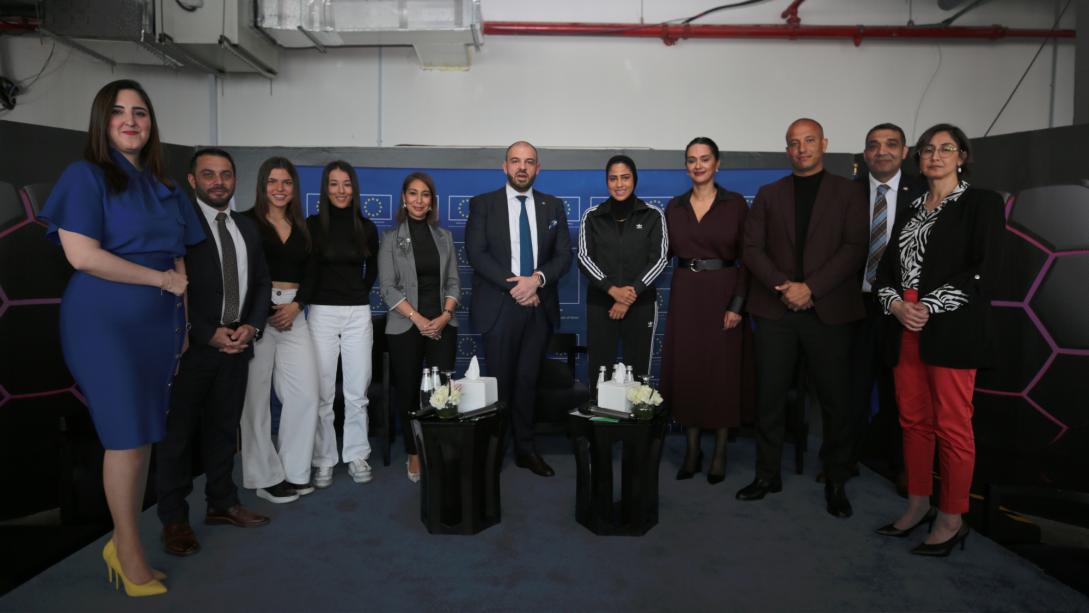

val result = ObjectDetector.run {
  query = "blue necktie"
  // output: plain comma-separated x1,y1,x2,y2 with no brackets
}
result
517,195,533,276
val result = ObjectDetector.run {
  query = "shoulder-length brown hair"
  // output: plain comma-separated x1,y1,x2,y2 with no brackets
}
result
317,160,371,257
914,123,973,178
396,171,440,225
83,79,170,193
253,156,311,252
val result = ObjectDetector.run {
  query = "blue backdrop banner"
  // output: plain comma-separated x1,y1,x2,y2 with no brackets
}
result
297,165,789,381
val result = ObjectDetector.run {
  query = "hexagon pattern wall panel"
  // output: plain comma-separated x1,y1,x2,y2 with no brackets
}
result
975,183,1089,488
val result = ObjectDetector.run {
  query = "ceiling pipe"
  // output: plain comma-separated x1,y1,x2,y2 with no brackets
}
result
481,21,1074,47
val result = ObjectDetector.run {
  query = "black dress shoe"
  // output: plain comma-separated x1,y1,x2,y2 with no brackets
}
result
911,523,969,557
676,450,703,480
875,508,936,537
825,482,853,518
515,453,555,477
735,477,782,501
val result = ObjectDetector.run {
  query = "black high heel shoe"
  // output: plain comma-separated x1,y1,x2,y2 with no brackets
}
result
875,508,937,537
707,457,726,484
911,523,969,557
676,450,703,480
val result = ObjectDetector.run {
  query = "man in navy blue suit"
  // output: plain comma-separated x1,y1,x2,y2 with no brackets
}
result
465,141,572,476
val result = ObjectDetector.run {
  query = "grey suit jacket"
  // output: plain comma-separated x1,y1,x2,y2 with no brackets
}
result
378,221,460,335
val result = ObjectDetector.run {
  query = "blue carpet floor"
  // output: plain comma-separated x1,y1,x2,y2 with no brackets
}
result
3,434,1087,612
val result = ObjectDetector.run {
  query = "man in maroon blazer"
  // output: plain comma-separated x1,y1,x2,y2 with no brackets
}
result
736,118,868,518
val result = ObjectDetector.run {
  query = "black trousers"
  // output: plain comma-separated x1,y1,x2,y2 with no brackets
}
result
753,311,853,483
387,325,457,455
586,299,657,387
482,300,550,456
848,294,901,468
155,344,249,525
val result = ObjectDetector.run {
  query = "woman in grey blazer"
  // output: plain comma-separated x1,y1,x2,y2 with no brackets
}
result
378,172,460,482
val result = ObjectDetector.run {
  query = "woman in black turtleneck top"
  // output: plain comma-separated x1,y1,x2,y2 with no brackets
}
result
576,154,668,404
377,172,460,482
306,161,380,489
239,157,320,503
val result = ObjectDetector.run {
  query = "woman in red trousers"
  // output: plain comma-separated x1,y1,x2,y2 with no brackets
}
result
872,123,1005,556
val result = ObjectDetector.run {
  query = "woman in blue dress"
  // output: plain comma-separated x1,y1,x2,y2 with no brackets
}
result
40,80,204,597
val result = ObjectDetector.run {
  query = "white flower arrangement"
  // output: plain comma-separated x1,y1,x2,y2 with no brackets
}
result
626,383,663,407
430,383,462,417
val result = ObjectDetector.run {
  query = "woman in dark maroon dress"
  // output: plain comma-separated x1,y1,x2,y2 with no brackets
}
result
661,137,751,484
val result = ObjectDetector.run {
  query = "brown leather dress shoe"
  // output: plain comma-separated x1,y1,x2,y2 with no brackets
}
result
162,522,201,557
204,505,270,528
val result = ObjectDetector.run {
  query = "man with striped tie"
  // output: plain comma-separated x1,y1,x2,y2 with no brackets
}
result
737,118,868,518
845,123,926,494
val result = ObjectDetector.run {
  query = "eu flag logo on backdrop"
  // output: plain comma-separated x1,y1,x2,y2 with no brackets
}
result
360,194,393,221
558,197,580,226
304,192,321,217
454,241,471,269
447,195,472,224
457,334,482,359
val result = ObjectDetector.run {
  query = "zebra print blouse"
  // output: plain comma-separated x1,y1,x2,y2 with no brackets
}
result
878,181,971,315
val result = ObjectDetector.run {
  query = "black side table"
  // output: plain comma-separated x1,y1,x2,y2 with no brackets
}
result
411,403,507,535
568,409,667,536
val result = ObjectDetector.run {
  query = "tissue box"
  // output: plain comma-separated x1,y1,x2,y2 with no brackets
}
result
456,376,498,413
597,380,635,413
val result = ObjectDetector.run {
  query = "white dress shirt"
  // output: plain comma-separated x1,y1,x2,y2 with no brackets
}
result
197,198,249,323
863,170,901,293
505,183,540,280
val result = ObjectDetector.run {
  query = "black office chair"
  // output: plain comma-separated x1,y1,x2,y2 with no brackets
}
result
20,182,53,216
534,333,590,433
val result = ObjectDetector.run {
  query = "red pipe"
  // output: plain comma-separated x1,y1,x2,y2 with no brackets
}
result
0,19,38,32
482,21,1075,47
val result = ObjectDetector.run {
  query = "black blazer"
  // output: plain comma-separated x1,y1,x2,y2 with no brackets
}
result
874,186,1006,369
465,187,572,333
185,202,272,357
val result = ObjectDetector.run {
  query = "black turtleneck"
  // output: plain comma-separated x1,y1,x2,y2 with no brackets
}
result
609,196,635,234
407,217,442,318
792,170,824,281
306,204,379,306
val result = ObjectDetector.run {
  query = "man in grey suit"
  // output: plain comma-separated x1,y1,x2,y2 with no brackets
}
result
465,141,572,477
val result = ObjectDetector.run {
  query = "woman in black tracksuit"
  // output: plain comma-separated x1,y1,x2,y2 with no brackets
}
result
577,155,668,386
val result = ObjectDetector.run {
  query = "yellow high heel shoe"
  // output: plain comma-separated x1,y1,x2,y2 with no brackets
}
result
102,540,167,597
103,540,166,580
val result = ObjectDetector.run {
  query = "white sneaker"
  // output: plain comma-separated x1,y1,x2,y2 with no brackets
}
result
313,466,334,489
348,458,373,483
255,482,300,504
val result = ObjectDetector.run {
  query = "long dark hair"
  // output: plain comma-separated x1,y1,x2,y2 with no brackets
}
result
84,79,170,193
318,160,371,257
253,157,311,252
396,171,440,225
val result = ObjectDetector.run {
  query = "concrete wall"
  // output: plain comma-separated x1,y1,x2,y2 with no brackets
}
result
0,0,1077,153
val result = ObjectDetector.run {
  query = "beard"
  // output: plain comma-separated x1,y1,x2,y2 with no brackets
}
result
195,185,234,209
506,171,536,192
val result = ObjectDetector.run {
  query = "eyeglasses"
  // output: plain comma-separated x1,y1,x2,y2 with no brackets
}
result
919,144,960,158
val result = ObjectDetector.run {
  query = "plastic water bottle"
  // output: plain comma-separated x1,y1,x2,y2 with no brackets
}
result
596,366,606,387
431,366,442,390
626,365,634,385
